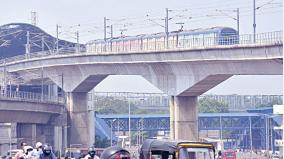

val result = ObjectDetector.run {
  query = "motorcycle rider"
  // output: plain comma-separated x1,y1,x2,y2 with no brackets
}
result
23,146,34,159
29,142,43,159
84,147,99,159
39,144,56,159
15,142,27,159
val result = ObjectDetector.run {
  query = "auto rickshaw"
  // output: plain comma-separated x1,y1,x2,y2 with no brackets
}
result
139,139,215,159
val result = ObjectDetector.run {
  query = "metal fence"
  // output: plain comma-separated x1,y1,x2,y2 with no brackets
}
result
0,90,64,105
0,31,282,66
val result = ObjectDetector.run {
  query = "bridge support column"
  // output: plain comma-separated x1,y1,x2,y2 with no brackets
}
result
54,126,63,154
31,124,37,146
169,96,175,140
66,92,94,147
172,96,198,140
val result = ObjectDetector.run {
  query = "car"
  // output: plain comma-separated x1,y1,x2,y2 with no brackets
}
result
8,149,21,159
272,154,280,159
223,149,236,159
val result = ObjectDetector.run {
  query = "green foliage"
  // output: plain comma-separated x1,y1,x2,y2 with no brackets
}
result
198,97,229,113
255,102,273,108
95,96,169,114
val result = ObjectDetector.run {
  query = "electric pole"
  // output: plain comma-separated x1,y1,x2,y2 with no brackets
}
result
110,25,113,39
31,11,37,26
56,24,59,53
165,8,169,49
119,29,127,37
104,17,107,41
237,8,240,36
41,67,44,101
253,0,256,42
3,59,6,96
76,31,80,53
175,22,184,48
41,35,45,51
110,25,113,52
25,31,30,57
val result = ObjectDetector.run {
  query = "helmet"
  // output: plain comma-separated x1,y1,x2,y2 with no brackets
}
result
24,146,33,154
100,146,130,159
88,147,96,157
43,144,52,155
36,142,43,149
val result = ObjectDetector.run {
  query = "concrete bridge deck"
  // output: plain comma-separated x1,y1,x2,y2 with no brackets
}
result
0,91,64,123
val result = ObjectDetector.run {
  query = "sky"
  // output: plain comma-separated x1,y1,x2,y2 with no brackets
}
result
0,0,283,95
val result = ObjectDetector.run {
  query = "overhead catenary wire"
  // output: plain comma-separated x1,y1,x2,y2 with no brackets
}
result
15,0,280,43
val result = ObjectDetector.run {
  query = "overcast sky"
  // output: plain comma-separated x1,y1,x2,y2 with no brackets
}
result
0,0,283,95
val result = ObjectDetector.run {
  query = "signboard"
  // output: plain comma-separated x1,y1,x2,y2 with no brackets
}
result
275,140,283,147
273,105,284,114
274,126,283,130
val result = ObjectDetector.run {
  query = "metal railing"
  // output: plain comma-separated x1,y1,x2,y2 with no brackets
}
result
0,31,282,66
0,90,64,105
88,31,283,53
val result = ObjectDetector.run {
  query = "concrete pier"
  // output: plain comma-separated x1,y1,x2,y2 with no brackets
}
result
172,96,198,140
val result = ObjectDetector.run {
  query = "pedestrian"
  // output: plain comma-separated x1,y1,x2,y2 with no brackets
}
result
217,151,222,159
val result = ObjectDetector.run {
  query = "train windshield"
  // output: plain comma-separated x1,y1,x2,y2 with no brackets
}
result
179,147,214,159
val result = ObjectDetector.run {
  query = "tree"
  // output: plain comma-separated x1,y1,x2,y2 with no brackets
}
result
198,97,229,113
95,96,169,114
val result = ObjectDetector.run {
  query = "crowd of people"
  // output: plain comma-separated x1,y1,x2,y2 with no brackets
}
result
1,142,130,159
3,142,56,159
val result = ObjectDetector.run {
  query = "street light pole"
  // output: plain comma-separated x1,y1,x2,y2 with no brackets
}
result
111,121,113,146
111,119,116,146
266,116,269,151
141,118,144,143
219,115,223,150
128,101,131,148
249,116,253,153
9,125,12,157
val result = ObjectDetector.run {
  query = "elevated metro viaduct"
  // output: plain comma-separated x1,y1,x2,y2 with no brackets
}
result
0,40,282,147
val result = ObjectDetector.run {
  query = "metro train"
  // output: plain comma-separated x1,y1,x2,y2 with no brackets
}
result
86,26,239,53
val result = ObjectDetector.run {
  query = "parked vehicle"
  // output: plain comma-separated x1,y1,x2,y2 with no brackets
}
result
139,139,215,159
272,154,280,159
8,149,21,159
222,150,236,159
